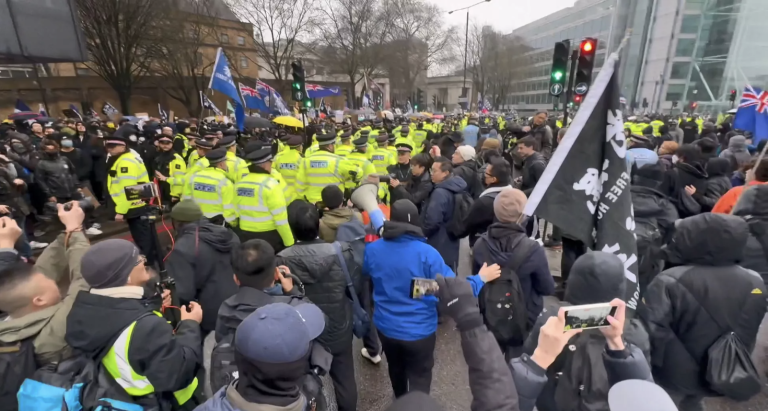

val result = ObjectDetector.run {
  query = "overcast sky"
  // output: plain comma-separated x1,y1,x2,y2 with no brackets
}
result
431,0,577,34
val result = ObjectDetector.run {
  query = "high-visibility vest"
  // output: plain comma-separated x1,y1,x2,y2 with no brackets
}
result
235,171,294,246
187,150,200,169
335,143,353,157
412,130,428,149
368,129,382,145
101,314,198,406
345,151,383,199
108,153,149,215
225,151,249,183
650,120,664,136
371,147,396,175
186,167,238,225
271,168,296,205
165,153,187,198
273,147,302,196
296,150,361,203
174,133,189,155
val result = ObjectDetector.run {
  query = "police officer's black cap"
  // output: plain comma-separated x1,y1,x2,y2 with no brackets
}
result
353,136,368,147
186,132,200,139
216,134,237,148
396,142,413,152
317,133,336,146
224,129,238,136
387,133,396,142
373,119,382,126
206,148,228,164
400,127,410,135
448,131,464,143
340,131,352,140
105,135,128,146
375,132,389,143
244,142,273,164
196,139,214,149
156,134,173,143
359,129,370,137
284,134,303,147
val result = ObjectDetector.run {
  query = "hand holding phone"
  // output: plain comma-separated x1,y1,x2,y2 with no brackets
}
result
410,278,439,299
562,302,618,331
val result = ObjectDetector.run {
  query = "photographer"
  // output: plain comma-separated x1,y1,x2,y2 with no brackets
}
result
0,149,32,259
0,203,89,398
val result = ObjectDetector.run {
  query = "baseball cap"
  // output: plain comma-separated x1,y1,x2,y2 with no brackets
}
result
390,199,421,227
235,303,325,364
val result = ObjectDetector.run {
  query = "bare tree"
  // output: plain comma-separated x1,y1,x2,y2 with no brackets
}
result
77,0,169,114
226,0,316,94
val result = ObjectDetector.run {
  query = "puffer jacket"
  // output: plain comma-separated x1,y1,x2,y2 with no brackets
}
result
319,208,362,243
423,175,467,269
35,153,79,199
277,240,359,353
719,135,752,172
701,158,732,211
638,213,768,396
732,185,768,287
454,160,482,199
390,171,433,213
521,152,546,196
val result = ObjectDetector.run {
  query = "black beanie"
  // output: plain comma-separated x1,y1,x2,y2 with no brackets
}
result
564,251,627,305
390,199,421,227
321,185,344,210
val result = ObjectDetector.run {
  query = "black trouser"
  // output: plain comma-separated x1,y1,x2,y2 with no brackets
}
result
235,228,287,254
127,213,159,267
328,341,357,411
561,237,586,286
378,332,436,398
360,277,380,356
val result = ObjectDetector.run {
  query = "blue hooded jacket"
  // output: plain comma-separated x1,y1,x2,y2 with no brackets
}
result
423,175,468,268
364,221,484,341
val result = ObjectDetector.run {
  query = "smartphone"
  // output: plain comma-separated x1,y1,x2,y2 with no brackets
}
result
124,182,158,201
410,278,439,299
562,303,618,331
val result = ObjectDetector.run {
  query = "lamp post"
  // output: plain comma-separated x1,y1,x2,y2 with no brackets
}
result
448,0,492,108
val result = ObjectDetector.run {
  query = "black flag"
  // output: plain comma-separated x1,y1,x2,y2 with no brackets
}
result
523,52,640,312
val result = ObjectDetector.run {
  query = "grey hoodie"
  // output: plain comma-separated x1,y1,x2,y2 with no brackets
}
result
719,135,752,171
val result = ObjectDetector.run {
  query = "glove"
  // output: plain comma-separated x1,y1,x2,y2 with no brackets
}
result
435,275,483,332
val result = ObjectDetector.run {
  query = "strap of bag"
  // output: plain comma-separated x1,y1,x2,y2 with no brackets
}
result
332,241,364,311
507,237,537,272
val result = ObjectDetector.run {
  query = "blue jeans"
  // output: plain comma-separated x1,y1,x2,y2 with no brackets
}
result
15,216,32,258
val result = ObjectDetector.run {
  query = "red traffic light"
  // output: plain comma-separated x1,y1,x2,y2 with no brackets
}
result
574,95,582,103
581,40,594,53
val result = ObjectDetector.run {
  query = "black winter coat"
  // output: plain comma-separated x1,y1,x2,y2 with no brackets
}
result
454,160,482,199
667,162,708,217
277,240,359,353
702,158,732,211
639,213,768,396
60,148,93,182
215,286,309,343
732,185,768,287
521,152,546,196
166,219,240,334
457,184,511,246
36,154,79,199
390,171,433,213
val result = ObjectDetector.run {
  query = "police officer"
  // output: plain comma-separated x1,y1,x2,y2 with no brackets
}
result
335,130,354,157
216,133,249,183
650,116,665,137
234,142,295,252
184,137,213,188
412,123,428,153
345,135,380,200
273,134,303,200
153,134,187,206
183,132,199,164
105,134,158,266
187,148,238,226
296,132,362,204
173,119,191,156
386,132,398,157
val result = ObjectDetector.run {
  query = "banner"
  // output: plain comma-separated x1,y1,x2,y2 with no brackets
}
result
208,48,242,104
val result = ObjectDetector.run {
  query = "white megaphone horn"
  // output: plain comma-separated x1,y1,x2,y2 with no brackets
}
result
350,183,385,231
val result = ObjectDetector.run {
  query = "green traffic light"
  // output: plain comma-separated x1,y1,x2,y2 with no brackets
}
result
552,71,563,81
304,100,312,107
414,105,418,110
292,82,300,90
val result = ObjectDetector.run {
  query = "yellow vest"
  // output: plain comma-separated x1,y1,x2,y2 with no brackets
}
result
235,171,294,247
187,167,238,225
108,153,149,215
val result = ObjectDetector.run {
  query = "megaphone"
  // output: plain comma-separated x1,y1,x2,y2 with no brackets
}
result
351,183,385,232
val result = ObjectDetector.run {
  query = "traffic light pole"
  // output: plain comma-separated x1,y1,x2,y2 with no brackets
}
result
562,49,579,127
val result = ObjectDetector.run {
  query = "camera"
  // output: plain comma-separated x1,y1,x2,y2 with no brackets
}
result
63,198,95,213
377,174,391,183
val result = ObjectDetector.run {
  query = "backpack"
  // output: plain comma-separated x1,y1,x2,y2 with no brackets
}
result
0,337,37,411
478,237,536,347
446,191,473,239
335,218,367,269
633,215,663,297
545,330,612,411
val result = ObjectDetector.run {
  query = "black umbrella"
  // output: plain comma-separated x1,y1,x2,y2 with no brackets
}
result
244,116,273,129
7,111,40,121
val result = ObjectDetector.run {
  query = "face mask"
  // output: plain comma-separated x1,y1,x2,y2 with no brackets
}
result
61,140,74,148
129,134,138,142
11,143,26,153
672,155,679,164
138,137,146,144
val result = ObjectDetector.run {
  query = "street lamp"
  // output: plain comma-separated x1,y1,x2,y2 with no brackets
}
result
448,0,492,107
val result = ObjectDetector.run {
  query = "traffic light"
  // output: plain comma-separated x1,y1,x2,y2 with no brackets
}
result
432,95,437,107
689,101,698,111
729,89,737,103
672,101,679,108
416,88,424,110
574,38,598,98
642,98,648,109
549,41,569,97
290,61,306,103
573,95,582,105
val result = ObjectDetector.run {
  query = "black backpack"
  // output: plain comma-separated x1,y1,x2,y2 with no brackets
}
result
0,337,37,411
545,330,612,411
634,215,663,297
478,237,536,347
446,191,473,239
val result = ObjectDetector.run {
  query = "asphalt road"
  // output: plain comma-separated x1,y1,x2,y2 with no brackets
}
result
95,226,768,411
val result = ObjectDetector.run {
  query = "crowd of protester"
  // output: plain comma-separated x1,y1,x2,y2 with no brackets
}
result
0,108,766,411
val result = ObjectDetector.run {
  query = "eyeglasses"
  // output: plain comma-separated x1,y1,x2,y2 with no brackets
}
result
135,254,147,267
484,172,494,178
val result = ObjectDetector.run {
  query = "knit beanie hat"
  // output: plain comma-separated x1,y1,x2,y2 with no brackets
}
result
493,188,528,223
170,199,204,222
455,146,476,162
81,239,140,289
481,138,501,151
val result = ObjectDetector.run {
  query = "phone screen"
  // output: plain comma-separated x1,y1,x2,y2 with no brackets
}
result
563,304,618,331
410,278,439,299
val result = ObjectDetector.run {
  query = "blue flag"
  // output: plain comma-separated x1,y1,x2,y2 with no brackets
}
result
38,104,47,117
235,102,245,132
734,86,768,144
69,104,82,120
208,48,242,104
239,82,269,111
306,84,342,99
14,99,31,113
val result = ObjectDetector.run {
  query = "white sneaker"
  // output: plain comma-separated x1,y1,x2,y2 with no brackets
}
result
361,347,382,365
30,241,49,250
85,227,103,236
91,223,101,230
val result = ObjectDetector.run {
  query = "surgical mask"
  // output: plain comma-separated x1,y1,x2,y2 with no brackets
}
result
138,137,146,144
11,143,26,154
672,155,679,164
128,134,138,142
61,140,74,148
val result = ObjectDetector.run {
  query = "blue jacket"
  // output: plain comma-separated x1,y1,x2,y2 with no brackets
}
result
463,124,480,147
364,221,484,341
423,175,467,268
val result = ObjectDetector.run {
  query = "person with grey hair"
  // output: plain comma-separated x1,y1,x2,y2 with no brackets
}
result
527,110,553,159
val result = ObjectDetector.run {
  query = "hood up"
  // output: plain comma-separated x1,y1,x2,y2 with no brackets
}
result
436,175,467,193
178,219,239,253
706,157,732,177
382,221,425,240
564,251,626,305
321,208,360,231
728,135,748,152
732,184,768,218
664,213,748,266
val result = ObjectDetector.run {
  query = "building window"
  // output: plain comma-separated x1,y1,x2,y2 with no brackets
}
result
670,62,690,79
221,33,229,44
237,36,245,46
76,67,94,76
685,0,705,11
675,38,696,57
666,84,685,101
680,15,701,34
240,56,248,68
